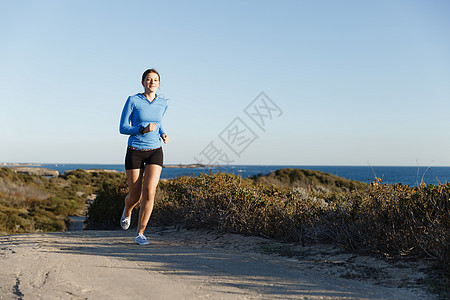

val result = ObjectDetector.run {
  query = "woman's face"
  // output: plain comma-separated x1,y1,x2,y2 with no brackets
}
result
142,72,160,93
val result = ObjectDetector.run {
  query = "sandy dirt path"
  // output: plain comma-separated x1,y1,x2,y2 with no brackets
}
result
0,229,432,299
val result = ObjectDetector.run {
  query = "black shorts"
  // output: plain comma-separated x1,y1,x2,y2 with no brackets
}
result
125,146,164,169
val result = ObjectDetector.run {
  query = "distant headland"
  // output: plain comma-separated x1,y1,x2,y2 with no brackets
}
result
1,162,42,166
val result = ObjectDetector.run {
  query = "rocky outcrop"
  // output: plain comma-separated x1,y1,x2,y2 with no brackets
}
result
63,169,121,175
11,167,60,177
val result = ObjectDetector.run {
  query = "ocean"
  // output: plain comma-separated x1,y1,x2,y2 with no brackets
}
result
32,164,450,186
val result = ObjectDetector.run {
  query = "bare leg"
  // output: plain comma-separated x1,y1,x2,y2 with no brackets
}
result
137,164,162,235
124,168,144,218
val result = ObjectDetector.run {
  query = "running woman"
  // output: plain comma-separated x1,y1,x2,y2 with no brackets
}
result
119,68,169,245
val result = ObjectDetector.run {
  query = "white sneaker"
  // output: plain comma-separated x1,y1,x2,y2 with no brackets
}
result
120,206,131,230
135,233,150,245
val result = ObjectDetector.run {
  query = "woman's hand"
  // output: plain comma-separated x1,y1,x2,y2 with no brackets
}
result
143,123,157,133
161,134,169,144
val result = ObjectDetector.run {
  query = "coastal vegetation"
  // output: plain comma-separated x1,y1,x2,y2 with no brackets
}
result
1,166,448,295
87,168,449,296
0,167,125,234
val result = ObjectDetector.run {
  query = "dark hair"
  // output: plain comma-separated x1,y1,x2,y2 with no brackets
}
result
141,69,160,82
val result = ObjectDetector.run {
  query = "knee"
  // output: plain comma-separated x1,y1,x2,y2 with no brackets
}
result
142,188,156,200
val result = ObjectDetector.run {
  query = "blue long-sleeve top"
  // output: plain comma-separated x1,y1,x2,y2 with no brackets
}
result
119,93,168,150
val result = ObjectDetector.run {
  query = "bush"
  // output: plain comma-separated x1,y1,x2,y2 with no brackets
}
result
85,182,129,229
150,173,326,243
326,182,449,265
252,168,367,192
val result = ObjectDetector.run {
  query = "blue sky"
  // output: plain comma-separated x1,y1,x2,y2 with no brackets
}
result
1,0,449,166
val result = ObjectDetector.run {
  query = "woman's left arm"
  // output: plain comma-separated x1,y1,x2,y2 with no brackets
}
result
159,102,169,143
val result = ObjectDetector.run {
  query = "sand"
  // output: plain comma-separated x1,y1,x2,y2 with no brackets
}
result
0,227,433,299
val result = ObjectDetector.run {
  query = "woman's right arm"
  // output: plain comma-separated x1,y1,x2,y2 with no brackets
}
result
119,97,140,135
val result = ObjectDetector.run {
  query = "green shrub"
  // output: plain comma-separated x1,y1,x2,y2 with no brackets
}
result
252,168,367,192
85,182,128,229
